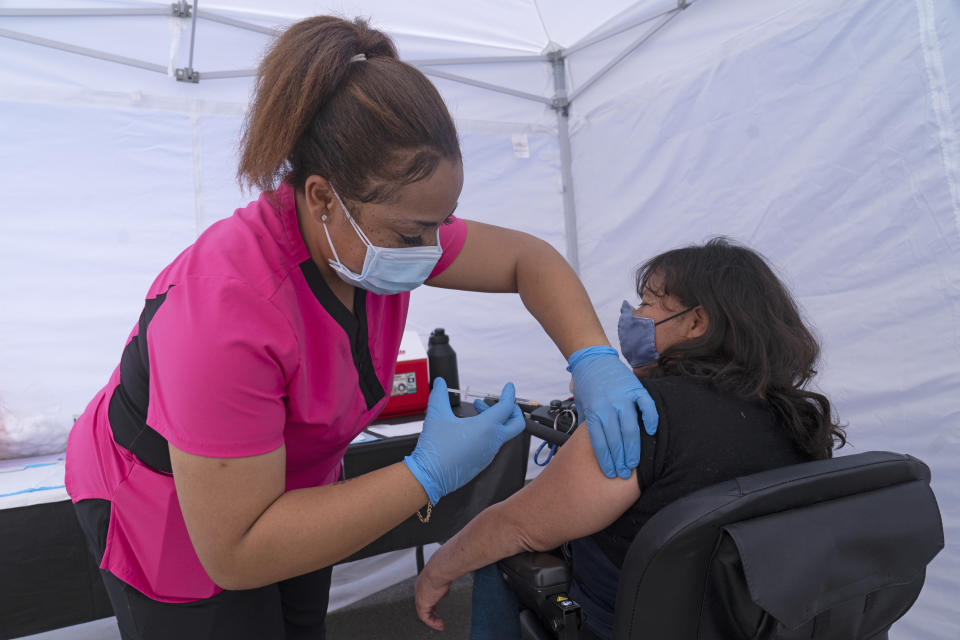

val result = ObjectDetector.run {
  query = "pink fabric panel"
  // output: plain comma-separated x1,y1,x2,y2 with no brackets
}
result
104,463,219,602
64,371,126,502
429,216,467,279
146,278,297,458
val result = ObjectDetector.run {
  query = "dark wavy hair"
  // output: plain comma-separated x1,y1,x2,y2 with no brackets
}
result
638,237,846,459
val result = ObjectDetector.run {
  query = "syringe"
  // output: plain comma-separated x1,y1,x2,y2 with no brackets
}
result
447,388,540,411
448,387,575,448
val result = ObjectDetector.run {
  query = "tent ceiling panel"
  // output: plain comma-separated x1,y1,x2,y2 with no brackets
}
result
568,0,856,120
188,0,660,50
0,4,563,127
193,0,548,51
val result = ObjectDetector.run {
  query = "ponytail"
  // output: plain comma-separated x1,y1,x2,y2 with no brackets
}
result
238,16,460,200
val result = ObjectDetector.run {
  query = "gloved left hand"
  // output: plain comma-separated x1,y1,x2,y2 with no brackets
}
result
567,345,659,479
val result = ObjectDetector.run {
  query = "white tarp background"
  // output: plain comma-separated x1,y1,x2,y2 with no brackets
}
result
0,0,957,637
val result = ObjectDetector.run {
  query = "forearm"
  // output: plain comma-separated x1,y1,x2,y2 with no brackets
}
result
516,238,608,358
424,501,536,586
223,462,428,589
423,428,641,587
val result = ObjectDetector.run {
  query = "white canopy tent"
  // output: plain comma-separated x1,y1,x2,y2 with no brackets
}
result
0,0,957,636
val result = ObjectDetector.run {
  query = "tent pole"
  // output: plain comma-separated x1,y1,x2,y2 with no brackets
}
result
409,55,547,66
564,7,675,56
176,1,200,82
549,51,580,274
0,27,167,73
0,8,168,17
187,1,199,71
198,69,256,79
419,67,552,105
568,8,681,104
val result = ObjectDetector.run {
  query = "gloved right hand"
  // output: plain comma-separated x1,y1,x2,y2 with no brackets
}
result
404,378,526,504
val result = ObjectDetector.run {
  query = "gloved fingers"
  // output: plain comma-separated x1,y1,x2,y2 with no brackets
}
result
473,398,492,414
584,411,617,479
502,402,526,438
473,398,527,441
607,406,632,479
479,382,518,423
633,386,659,436
617,401,642,472
425,377,456,421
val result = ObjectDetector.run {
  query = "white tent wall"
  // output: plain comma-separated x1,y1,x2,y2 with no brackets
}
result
568,0,959,637
1,101,201,446
0,0,575,614
1,0,958,635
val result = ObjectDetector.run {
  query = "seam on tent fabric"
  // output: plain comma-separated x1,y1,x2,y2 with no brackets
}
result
167,14,188,77
0,84,555,135
190,114,205,237
0,83,248,117
915,0,960,239
529,0,552,47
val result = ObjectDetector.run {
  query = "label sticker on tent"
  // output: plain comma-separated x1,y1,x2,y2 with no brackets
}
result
512,133,530,159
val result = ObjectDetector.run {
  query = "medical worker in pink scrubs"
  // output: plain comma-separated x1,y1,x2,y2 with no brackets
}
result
65,15,659,640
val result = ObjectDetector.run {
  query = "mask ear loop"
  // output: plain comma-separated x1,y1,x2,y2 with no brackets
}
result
654,306,695,326
329,186,375,249
320,218,346,266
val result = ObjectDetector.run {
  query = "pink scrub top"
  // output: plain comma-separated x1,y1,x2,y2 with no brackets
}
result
64,182,467,603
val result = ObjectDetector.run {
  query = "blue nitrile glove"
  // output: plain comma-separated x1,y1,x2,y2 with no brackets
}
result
567,345,659,479
404,377,526,504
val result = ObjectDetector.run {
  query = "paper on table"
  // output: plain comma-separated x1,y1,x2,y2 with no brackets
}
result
349,431,380,444
364,420,424,439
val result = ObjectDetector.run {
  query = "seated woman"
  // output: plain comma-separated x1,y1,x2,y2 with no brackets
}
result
414,237,846,640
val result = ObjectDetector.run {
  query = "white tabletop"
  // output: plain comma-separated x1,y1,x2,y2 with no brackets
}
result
0,419,426,511
0,453,68,509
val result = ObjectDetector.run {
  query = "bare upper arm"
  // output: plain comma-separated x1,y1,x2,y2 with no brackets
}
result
498,425,642,552
169,442,286,585
426,220,543,292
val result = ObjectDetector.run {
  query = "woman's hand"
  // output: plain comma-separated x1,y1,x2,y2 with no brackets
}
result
403,378,526,504
414,566,452,631
568,346,659,478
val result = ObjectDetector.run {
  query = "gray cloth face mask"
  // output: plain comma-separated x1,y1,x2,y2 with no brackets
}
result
617,300,693,367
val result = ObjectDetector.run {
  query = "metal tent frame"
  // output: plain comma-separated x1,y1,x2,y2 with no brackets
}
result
0,0,692,273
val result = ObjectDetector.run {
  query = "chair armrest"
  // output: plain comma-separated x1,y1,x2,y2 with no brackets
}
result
499,551,571,590
499,551,583,639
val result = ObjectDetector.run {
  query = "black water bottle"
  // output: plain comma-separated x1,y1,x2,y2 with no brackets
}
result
427,328,460,407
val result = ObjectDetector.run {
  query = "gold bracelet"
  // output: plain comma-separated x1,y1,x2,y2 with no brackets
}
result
416,501,433,523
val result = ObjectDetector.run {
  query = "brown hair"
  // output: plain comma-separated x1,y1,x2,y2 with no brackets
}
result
238,16,461,202
638,238,847,460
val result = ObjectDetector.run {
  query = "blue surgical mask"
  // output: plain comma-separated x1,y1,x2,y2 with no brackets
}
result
618,300,694,368
322,187,442,296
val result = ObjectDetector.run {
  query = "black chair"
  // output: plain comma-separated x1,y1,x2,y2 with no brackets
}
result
499,450,944,640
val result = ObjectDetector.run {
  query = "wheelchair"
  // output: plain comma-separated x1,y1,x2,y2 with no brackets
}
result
497,449,944,640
